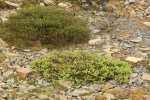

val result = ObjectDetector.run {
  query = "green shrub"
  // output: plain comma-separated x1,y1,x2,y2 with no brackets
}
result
31,50,131,84
0,6,90,48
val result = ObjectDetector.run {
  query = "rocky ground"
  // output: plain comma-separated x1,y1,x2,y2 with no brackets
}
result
0,0,150,100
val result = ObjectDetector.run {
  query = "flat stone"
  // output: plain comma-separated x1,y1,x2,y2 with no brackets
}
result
143,22,150,27
5,1,20,7
44,0,55,5
131,73,138,78
82,95,95,100
103,93,115,100
142,74,150,81
91,29,100,34
0,38,7,50
6,78,14,85
139,48,150,51
72,89,90,96
3,70,14,77
88,84,104,93
58,80,72,89
131,37,142,43
105,87,122,95
95,95,107,100
88,39,104,46
126,56,143,63
129,0,136,3
58,95,68,100
16,67,33,79
39,94,49,99
19,85,28,93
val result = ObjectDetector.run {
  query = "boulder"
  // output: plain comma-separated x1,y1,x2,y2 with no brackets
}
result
44,0,55,5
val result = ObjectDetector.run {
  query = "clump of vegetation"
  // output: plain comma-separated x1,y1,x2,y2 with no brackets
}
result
31,50,131,84
0,0,9,9
0,6,90,48
0,52,5,63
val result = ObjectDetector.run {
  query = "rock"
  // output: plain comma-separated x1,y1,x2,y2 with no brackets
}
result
58,95,68,100
130,9,136,17
105,87,122,95
23,49,31,52
102,83,115,92
124,1,129,6
28,85,36,90
5,1,20,8
58,80,72,89
131,73,138,78
82,95,95,100
131,37,142,43
88,84,104,93
143,22,150,27
4,52,21,58
16,67,33,79
8,66,21,71
95,95,107,100
103,93,115,100
6,78,14,85
105,3,115,12
126,56,143,63
129,0,136,4
91,29,100,34
103,48,113,58
44,0,55,5
71,89,90,96
142,74,150,81
88,39,104,46
39,94,49,99
0,38,7,50
58,2,72,9
39,48,48,55
19,85,28,93
3,70,14,77
0,16,8,23
40,2,45,6
139,48,150,51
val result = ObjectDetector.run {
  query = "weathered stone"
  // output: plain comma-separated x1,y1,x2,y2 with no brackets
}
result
126,56,143,63
89,39,104,46
0,38,7,50
82,95,95,100
102,83,115,92
39,94,49,99
3,70,14,77
130,9,136,17
139,48,150,51
58,95,68,100
104,93,115,100
95,95,107,100
44,0,55,5
89,84,104,93
5,1,20,7
58,80,72,89
40,3,45,6
105,87,122,95
142,74,150,81
129,0,136,3
71,89,90,96
16,67,33,79
143,22,150,27
131,37,142,43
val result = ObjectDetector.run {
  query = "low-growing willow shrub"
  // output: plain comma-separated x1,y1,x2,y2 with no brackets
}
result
0,6,90,48
31,50,131,84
